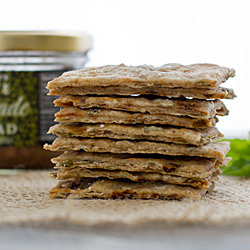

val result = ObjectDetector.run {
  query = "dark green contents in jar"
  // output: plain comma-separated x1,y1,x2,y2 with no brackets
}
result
0,71,39,146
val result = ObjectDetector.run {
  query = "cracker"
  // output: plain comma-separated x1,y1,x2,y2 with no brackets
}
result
48,123,223,145
55,107,218,128
51,166,220,189
47,64,235,89
52,152,229,178
48,86,236,100
49,178,209,200
44,137,230,159
54,96,228,118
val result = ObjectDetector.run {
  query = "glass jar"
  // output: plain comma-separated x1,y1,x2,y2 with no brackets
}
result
0,31,92,168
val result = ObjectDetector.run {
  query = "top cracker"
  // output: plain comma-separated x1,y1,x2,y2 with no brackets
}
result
47,63,235,89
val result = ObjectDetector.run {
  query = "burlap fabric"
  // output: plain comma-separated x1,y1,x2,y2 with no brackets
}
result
1,171,250,226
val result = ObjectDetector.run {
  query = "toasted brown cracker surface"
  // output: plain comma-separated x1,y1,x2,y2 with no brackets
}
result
50,178,208,200
51,166,220,189
52,152,229,178
47,64,235,89
54,95,228,118
48,86,236,99
49,123,223,145
55,107,218,128
44,137,230,159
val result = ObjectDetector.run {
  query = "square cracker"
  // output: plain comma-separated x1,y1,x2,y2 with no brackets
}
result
44,137,230,159
47,64,235,89
52,152,229,178
48,124,223,146
48,86,236,100
55,107,218,128
51,167,220,189
54,95,228,119
49,178,210,200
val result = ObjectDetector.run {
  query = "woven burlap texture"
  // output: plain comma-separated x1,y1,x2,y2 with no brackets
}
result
1,171,250,226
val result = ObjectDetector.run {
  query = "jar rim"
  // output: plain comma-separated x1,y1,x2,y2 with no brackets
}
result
0,30,93,52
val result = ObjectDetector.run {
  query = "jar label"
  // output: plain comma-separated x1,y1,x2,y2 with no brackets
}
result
0,71,61,146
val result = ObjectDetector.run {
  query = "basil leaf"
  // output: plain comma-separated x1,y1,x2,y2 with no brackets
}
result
221,139,250,177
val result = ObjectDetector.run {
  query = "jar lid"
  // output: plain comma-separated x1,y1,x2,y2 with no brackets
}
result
0,31,92,52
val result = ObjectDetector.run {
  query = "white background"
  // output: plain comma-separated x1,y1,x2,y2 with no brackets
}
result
0,0,249,138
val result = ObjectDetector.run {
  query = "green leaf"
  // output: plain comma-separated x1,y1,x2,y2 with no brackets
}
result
221,138,250,177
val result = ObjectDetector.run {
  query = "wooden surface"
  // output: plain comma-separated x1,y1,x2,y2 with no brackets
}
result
1,224,250,250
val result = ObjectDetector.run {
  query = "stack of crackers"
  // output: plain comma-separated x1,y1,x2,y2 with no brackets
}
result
45,63,235,200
